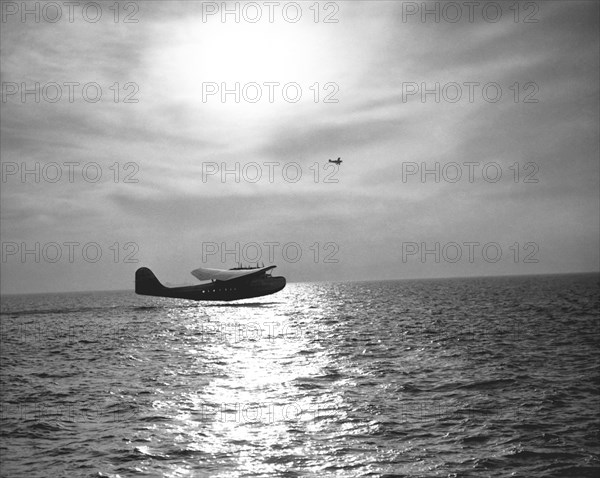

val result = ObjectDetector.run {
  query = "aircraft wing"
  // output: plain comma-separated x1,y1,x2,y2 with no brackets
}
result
190,265,276,282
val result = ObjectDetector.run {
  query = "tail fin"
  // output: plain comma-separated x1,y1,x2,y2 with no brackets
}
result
135,267,166,295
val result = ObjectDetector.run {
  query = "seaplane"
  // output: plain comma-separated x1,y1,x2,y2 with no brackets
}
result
328,157,342,165
135,264,286,301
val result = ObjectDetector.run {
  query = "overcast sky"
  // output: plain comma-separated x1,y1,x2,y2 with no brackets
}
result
1,1,598,294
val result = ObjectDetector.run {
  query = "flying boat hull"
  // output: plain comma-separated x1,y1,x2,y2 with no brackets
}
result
135,266,286,301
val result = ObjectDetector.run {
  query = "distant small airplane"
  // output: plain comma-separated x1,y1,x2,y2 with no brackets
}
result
135,265,286,301
328,157,342,165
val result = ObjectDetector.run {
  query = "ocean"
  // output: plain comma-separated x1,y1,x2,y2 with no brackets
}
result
1,273,598,477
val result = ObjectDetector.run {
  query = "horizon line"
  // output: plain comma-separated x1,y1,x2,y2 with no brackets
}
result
1,270,598,297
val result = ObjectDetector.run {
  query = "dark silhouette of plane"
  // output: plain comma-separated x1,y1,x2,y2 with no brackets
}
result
328,157,342,165
135,265,286,301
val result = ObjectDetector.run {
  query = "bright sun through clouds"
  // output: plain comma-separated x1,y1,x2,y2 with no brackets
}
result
153,16,337,112
144,3,388,144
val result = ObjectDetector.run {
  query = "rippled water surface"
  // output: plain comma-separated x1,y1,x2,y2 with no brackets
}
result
1,274,599,477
